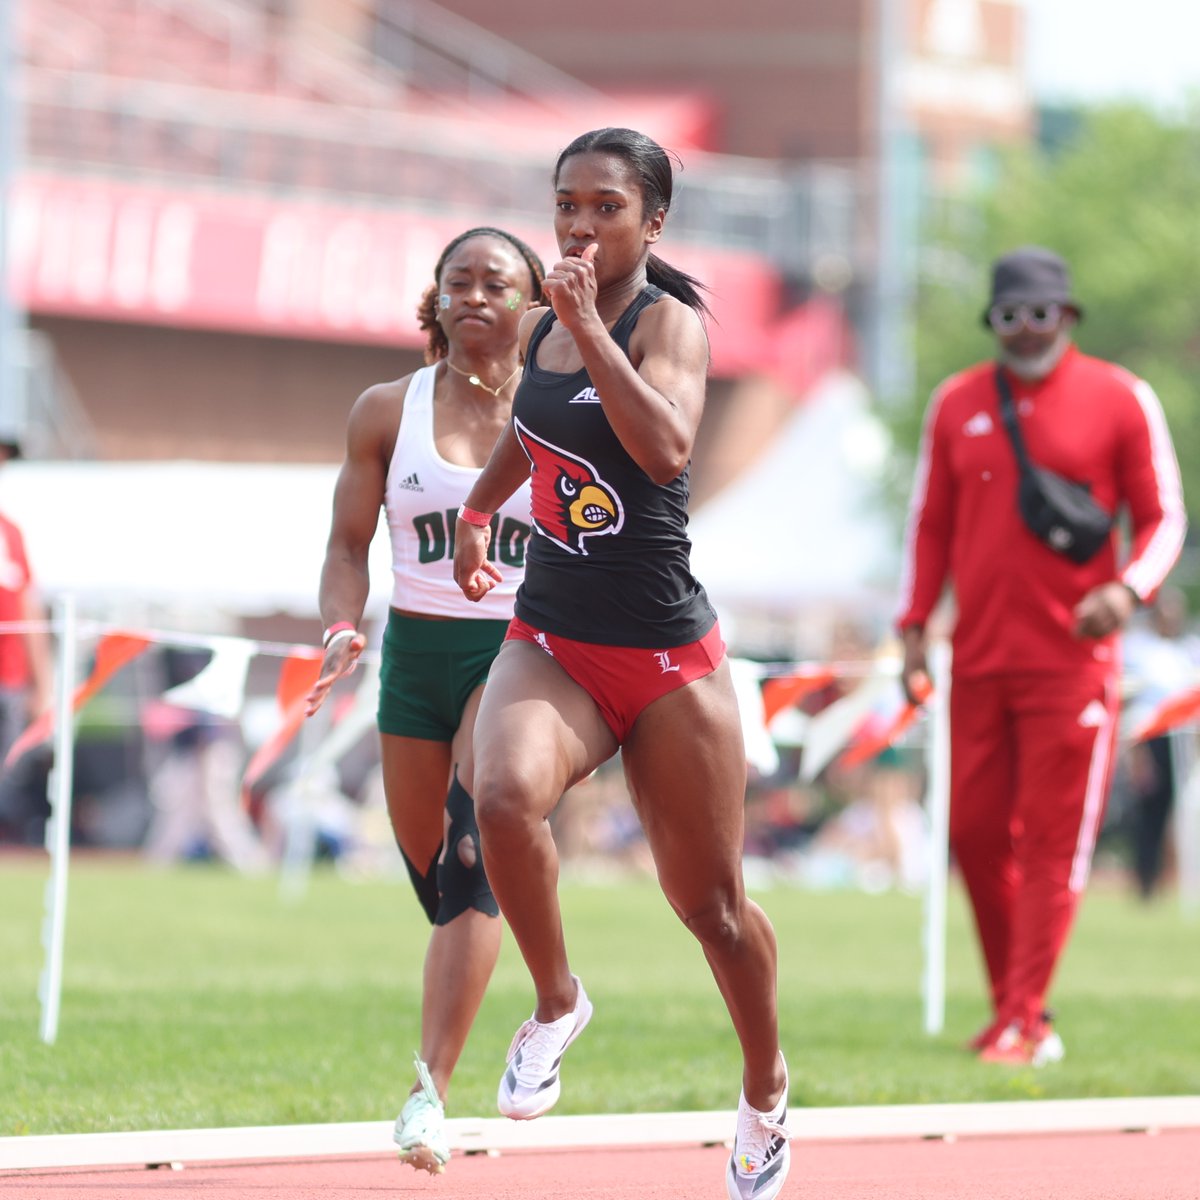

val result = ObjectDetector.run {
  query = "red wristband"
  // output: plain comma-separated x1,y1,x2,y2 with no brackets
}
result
322,621,356,647
457,504,494,528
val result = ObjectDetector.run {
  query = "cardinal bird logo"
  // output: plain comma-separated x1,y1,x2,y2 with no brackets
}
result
514,417,623,554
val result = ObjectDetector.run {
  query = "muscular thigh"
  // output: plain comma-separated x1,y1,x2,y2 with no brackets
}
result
621,661,747,908
472,640,619,818
450,682,485,793
380,733,452,866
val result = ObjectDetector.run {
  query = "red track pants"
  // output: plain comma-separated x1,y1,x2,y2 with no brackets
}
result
948,667,1119,1030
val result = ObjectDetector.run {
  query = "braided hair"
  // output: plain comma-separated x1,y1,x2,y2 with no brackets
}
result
416,227,547,364
554,128,711,320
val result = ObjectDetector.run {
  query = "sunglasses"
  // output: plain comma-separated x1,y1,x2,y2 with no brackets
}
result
987,302,1062,333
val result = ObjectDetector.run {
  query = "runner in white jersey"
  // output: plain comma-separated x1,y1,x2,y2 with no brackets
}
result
384,361,530,619
306,228,544,1176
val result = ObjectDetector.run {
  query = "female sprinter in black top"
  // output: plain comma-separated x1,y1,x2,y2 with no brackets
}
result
453,128,791,1200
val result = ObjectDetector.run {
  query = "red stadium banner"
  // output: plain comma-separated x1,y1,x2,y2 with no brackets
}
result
8,173,788,376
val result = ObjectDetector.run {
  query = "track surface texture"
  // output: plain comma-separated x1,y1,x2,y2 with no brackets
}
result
4,1128,1199,1200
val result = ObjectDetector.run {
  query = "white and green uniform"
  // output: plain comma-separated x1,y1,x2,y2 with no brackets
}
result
378,363,532,740
385,363,531,618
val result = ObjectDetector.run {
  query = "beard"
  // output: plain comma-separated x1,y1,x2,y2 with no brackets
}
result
1000,332,1071,381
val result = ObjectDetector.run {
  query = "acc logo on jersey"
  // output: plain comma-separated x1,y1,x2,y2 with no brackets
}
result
514,416,623,555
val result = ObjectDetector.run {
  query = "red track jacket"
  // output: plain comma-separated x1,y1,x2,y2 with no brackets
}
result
897,346,1186,677
0,514,35,689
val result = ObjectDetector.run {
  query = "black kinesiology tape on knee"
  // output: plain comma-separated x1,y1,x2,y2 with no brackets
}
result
401,847,440,925
435,772,499,926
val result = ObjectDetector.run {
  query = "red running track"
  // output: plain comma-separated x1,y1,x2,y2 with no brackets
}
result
3,1129,1198,1200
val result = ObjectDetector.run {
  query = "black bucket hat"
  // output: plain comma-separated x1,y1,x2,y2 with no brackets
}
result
981,246,1084,327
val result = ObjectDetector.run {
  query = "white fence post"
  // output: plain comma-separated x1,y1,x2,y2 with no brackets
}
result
39,595,78,1045
922,640,951,1035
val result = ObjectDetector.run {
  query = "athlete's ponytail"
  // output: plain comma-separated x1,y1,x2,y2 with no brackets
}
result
646,254,709,316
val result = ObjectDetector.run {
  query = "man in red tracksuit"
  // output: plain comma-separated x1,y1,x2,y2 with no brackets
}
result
897,247,1186,1065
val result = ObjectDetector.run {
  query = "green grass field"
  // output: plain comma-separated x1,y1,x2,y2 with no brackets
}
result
0,855,1197,1136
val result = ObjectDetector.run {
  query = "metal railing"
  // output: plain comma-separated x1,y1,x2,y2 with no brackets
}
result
20,67,864,274
18,0,868,270
369,0,604,103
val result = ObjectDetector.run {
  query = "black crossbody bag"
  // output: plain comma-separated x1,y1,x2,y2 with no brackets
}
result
994,367,1113,564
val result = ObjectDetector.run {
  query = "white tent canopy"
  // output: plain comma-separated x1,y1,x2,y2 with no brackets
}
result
0,460,393,620
688,369,898,619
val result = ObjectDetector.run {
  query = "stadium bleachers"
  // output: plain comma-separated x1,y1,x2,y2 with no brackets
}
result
16,0,859,270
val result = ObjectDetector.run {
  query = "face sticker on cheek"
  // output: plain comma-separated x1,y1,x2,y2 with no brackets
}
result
506,291,523,311
439,294,451,310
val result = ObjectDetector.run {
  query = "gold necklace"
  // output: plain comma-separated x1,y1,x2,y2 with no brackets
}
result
445,359,520,397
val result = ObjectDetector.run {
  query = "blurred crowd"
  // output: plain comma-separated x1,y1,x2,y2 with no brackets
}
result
0,602,1195,904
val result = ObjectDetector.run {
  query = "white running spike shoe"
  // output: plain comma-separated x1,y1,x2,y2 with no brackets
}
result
497,974,593,1120
393,1054,450,1174
725,1057,792,1200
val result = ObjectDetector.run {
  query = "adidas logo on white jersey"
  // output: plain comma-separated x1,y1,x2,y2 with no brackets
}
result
570,387,602,404
963,411,993,437
397,472,423,492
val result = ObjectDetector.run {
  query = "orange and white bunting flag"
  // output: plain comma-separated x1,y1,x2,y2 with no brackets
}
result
240,650,323,811
800,671,895,782
163,638,254,720
839,673,932,768
296,659,380,778
1128,683,1200,742
3,632,152,769
761,665,839,727
729,658,780,778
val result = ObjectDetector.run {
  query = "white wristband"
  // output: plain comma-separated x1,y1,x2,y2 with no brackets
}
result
323,627,357,651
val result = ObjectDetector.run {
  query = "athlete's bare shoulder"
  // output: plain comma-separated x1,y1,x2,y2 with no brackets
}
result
518,305,552,361
629,291,708,368
644,288,704,330
348,369,420,459
357,371,414,411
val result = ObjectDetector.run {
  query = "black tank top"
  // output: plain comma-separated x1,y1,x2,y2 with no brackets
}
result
512,284,717,648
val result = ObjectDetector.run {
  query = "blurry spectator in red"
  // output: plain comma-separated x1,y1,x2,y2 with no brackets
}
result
0,436,54,843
